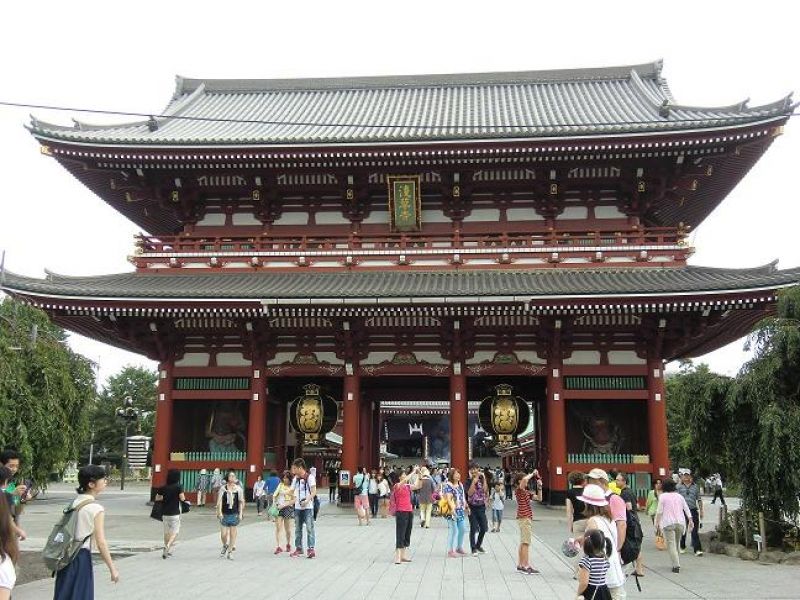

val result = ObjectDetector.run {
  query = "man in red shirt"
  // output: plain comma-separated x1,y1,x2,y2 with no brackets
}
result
514,470,542,575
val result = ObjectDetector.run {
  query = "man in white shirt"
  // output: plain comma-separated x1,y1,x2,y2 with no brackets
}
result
290,458,317,558
710,473,726,507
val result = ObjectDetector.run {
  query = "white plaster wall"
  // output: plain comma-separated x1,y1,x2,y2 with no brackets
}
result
175,352,210,367
515,351,546,365
421,209,451,223
232,212,261,226
464,208,501,222
316,212,351,225
559,206,589,220
595,205,626,219
607,351,645,365
216,352,250,367
267,352,299,365
362,210,389,224
507,208,545,221
563,350,601,365
273,212,309,225
196,213,226,226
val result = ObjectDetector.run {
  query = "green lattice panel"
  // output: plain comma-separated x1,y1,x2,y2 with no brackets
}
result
174,377,250,391
564,376,646,390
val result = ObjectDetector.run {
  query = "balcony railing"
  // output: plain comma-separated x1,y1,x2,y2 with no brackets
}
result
135,227,687,256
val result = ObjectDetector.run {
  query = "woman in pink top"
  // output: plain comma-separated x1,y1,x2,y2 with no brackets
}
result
654,478,693,573
392,468,422,564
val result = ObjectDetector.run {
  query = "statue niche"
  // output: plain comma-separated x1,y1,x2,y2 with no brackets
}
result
205,401,246,452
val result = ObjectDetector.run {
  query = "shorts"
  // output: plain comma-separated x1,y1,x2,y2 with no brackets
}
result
354,494,370,514
278,506,295,519
518,517,532,545
163,515,181,535
220,514,240,527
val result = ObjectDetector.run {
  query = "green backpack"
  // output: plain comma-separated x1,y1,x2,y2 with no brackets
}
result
42,498,96,574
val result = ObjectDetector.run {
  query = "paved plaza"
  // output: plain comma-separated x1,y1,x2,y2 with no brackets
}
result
12,484,798,599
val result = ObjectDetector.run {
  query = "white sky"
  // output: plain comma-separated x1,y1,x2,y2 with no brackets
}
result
1,1,798,383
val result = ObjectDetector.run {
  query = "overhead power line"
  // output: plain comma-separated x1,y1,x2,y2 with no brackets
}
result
0,99,796,132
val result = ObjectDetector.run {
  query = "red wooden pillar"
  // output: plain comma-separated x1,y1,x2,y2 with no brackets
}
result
449,369,468,476
151,359,174,491
546,325,568,504
342,371,360,485
647,357,670,480
276,400,287,471
359,395,374,468
246,366,267,490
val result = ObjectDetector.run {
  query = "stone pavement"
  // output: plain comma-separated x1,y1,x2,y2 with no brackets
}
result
13,487,798,599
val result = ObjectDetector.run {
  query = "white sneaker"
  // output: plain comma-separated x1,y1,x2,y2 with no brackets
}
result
220,544,228,556
695,550,703,556
679,548,686,554
227,550,235,560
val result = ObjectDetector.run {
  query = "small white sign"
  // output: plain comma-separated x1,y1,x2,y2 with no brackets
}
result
753,534,762,543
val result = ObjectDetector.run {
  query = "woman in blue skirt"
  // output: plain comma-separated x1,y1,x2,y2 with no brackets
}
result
54,465,119,599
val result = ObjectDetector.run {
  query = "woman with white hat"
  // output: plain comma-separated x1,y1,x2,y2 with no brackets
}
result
577,484,626,599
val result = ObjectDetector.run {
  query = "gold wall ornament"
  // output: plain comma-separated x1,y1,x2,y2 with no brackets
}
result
452,184,460,198
637,181,646,193
171,190,180,203
346,188,354,201
549,183,559,195
39,145,53,156
387,174,422,232
252,189,261,201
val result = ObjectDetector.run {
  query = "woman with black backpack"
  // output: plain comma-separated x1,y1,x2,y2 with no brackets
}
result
54,465,119,599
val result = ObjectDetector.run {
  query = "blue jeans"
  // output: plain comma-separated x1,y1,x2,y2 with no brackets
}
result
492,509,503,524
295,508,315,550
447,516,466,551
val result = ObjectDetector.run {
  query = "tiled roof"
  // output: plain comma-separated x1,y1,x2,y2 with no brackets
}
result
28,61,794,146
3,264,799,301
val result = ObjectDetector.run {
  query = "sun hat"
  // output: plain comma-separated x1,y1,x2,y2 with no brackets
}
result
577,483,609,507
587,468,609,481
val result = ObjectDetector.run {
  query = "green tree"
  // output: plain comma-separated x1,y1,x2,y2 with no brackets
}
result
89,365,157,460
727,286,800,522
665,360,732,478
0,298,95,483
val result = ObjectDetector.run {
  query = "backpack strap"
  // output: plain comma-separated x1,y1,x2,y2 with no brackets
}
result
65,498,96,516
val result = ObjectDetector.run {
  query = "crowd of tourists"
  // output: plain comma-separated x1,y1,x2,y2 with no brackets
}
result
0,445,726,599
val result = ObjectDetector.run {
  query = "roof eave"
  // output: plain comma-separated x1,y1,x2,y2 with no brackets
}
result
27,114,790,152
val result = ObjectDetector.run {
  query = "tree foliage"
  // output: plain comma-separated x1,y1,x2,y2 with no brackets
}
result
665,361,732,477
666,286,800,522
0,298,95,483
89,365,157,458
728,286,800,520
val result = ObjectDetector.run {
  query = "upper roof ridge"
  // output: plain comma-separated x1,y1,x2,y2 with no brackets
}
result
174,61,665,94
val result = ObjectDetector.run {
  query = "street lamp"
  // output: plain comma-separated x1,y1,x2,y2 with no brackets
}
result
115,395,140,491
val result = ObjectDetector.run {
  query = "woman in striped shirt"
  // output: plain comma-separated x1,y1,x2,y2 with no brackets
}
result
577,529,612,600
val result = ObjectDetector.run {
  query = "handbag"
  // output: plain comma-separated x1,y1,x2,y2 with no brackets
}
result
180,499,191,514
655,530,666,551
150,500,164,522
268,503,279,518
